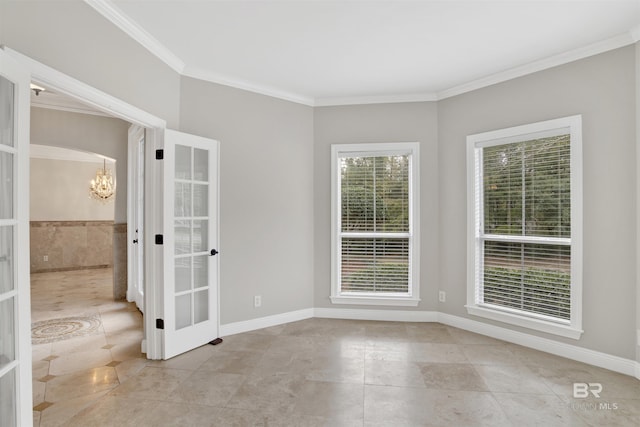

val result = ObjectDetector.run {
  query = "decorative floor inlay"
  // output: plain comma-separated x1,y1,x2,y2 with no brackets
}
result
31,315,102,344
33,401,54,412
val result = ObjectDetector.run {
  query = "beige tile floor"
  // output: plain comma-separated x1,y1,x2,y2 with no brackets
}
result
31,268,640,426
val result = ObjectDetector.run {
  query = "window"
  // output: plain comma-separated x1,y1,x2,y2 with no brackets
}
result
467,116,583,339
331,143,420,306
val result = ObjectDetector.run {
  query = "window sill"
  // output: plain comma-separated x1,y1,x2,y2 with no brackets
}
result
465,305,583,340
331,295,421,307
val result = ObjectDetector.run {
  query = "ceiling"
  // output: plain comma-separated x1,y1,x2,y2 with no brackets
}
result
91,1,639,106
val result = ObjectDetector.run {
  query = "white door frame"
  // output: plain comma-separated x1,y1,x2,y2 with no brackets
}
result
127,124,145,312
3,47,166,360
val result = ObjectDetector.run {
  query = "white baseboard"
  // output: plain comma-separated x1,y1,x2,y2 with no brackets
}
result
219,308,314,337
314,307,438,322
437,312,639,378
217,306,639,379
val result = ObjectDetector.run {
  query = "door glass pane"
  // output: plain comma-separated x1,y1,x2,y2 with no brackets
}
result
0,152,13,219
0,368,16,427
193,184,208,217
175,294,191,330
194,289,208,324
193,255,208,289
0,298,15,371
194,148,208,181
0,76,14,147
175,182,192,217
175,220,191,255
175,145,191,180
175,257,191,293
0,226,13,293
192,220,208,253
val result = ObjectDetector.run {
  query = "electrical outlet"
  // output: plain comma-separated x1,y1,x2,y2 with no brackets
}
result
43,255,48,262
438,291,446,302
254,295,262,308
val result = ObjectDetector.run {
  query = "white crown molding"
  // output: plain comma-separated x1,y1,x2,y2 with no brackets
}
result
437,31,637,101
31,101,110,118
315,92,438,107
30,144,115,163
84,0,185,74
67,6,640,106
31,90,111,117
183,66,316,107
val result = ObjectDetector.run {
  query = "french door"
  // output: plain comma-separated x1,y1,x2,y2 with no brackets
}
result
127,125,145,312
161,129,220,359
0,49,33,426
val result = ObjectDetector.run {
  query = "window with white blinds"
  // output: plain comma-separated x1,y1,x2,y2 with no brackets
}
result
331,143,420,306
467,116,583,339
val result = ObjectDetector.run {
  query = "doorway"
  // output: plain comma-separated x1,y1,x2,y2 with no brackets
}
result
27,106,147,425
9,45,223,363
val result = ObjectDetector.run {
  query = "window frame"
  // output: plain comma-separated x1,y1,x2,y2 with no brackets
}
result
466,116,583,339
331,142,420,306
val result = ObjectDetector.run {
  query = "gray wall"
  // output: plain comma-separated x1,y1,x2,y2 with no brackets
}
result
30,158,116,221
3,1,638,360
1,0,181,129
313,102,439,310
30,108,129,223
438,46,637,359
179,77,315,325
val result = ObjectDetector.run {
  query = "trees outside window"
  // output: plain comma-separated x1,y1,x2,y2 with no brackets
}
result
467,116,583,339
331,143,420,306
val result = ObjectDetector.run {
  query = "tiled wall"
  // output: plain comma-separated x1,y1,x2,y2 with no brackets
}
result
112,223,127,300
30,221,114,273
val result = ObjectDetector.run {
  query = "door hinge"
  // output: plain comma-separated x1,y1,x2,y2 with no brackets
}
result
155,234,163,245
156,318,164,329
155,149,164,160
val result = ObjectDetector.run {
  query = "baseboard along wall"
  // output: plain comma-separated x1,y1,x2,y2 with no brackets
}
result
218,307,640,379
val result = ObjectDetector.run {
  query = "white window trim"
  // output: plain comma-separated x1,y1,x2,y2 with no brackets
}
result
331,142,420,306
466,116,583,339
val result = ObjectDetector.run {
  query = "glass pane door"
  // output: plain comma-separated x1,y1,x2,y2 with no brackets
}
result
162,129,218,360
0,73,18,427
0,49,33,426
174,145,210,330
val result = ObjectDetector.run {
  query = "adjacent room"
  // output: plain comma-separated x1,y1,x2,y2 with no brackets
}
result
0,1,639,426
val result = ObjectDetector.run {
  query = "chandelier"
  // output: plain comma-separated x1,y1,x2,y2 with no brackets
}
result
89,160,116,203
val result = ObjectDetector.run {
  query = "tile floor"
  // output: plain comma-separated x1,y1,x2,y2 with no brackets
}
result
31,268,640,426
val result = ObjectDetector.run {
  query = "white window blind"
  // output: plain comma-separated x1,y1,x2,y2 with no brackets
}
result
332,143,420,305
340,154,410,293
480,135,571,321
467,115,582,338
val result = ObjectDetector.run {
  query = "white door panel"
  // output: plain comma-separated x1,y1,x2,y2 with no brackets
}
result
127,125,145,312
162,129,219,359
0,48,33,427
